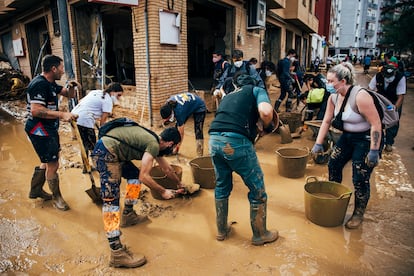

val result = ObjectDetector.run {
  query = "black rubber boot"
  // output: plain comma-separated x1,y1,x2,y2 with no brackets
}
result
29,166,52,201
47,176,70,211
345,196,368,229
215,198,232,241
196,139,204,157
286,98,293,112
274,100,282,113
250,202,278,246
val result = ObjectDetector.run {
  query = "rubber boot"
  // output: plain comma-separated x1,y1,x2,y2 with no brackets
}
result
121,210,149,228
250,203,278,246
304,110,314,121
274,100,282,113
196,139,204,157
286,98,293,112
47,176,70,211
345,196,367,229
215,198,232,241
29,166,52,200
110,245,147,268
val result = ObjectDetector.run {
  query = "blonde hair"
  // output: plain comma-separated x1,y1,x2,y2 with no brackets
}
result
328,62,355,85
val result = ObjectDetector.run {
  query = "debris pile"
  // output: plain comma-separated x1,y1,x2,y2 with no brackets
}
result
0,60,30,100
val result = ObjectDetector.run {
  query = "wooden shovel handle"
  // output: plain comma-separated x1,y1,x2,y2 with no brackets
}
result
70,120,92,173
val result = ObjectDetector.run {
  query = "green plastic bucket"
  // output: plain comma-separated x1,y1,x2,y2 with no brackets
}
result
304,176,352,227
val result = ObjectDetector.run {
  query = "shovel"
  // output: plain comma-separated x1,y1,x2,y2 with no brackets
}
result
70,120,103,205
278,120,293,144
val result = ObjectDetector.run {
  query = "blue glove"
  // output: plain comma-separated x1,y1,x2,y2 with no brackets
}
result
311,144,324,155
366,150,380,168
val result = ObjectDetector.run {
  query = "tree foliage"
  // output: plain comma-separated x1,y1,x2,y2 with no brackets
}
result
379,0,414,51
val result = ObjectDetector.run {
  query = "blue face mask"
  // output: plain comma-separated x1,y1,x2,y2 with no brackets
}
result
326,83,337,94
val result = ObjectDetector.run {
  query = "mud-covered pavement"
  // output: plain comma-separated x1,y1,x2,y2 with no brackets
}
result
1,65,413,275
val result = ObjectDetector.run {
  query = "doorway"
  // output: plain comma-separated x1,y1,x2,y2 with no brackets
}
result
263,24,281,64
187,0,232,91
73,3,134,91
25,18,51,77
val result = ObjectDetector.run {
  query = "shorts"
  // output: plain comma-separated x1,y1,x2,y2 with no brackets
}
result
27,133,60,163
77,125,97,152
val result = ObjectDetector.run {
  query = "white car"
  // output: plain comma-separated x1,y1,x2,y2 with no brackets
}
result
332,54,347,64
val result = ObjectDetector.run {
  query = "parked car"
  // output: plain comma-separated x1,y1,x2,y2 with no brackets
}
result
332,54,347,64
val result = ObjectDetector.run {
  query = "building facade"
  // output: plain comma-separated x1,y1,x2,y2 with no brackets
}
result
0,0,318,126
329,0,381,59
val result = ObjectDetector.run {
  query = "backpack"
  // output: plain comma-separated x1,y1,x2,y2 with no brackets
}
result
98,117,159,143
98,117,140,139
347,86,399,129
307,88,325,104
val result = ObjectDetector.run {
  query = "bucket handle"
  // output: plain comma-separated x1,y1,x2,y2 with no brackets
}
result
306,176,319,184
190,161,201,169
337,191,352,199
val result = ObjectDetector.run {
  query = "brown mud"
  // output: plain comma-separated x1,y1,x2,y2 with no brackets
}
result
0,65,413,275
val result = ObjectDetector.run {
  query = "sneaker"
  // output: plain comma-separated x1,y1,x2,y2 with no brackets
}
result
121,210,149,228
385,144,393,152
110,245,146,268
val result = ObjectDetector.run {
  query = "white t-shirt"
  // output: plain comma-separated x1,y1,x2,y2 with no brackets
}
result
368,75,406,96
72,90,113,128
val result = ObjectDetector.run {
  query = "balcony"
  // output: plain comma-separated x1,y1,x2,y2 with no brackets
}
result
282,1,318,33
368,3,378,9
365,29,375,37
364,42,374,48
0,0,41,24
366,15,376,22
266,0,285,9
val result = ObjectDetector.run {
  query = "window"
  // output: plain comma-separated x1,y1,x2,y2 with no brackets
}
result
50,0,60,36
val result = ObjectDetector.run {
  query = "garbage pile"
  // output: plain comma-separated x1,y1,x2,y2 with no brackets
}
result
0,60,30,100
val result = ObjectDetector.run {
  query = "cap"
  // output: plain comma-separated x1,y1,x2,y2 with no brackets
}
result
160,104,172,119
383,64,396,78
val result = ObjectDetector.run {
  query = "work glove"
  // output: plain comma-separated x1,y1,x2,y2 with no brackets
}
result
366,149,380,168
311,143,324,155
213,89,222,97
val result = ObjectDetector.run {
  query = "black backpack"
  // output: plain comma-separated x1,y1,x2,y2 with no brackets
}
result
98,117,140,139
98,117,159,144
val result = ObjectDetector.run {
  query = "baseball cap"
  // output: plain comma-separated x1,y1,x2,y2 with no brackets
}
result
382,64,396,78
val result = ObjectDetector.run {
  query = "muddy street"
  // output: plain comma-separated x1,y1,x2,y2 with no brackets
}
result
0,65,414,275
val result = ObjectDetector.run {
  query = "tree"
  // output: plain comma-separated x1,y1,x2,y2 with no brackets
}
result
379,0,414,52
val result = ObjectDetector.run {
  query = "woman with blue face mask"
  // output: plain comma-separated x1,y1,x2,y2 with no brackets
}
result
311,62,383,229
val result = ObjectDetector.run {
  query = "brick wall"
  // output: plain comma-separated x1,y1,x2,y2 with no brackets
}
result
132,0,188,126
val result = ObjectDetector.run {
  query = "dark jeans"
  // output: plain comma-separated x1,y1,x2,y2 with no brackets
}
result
328,131,380,210
193,111,206,140
209,132,267,204
77,125,96,153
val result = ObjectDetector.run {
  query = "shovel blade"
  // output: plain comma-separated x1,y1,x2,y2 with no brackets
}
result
279,124,293,144
85,186,103,205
